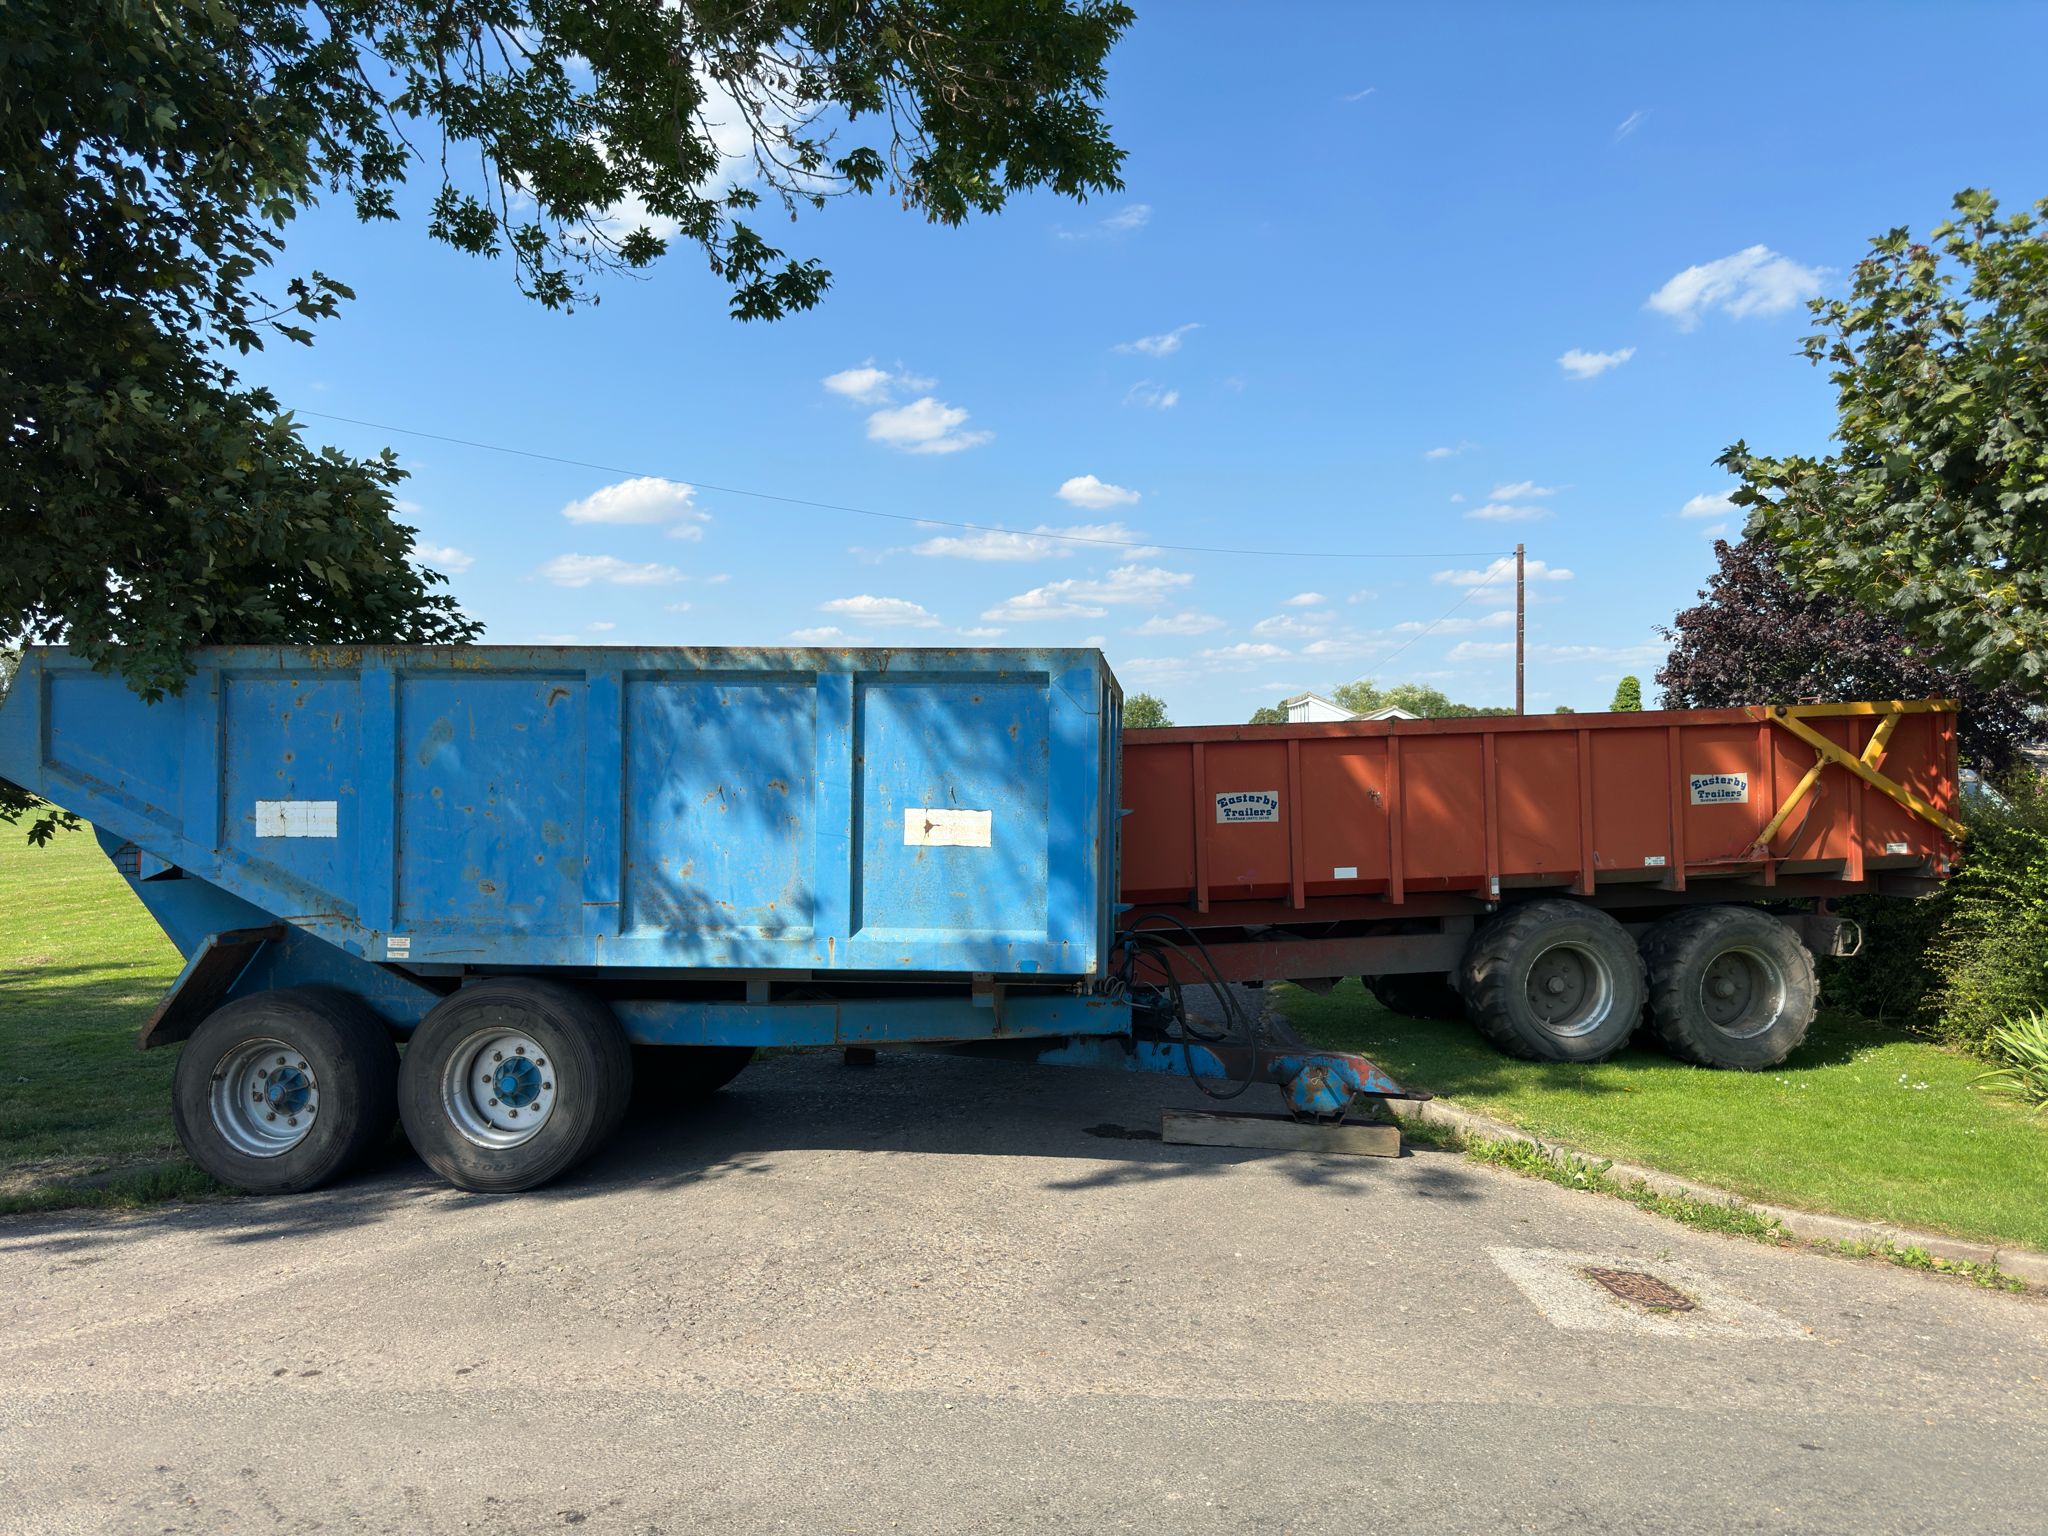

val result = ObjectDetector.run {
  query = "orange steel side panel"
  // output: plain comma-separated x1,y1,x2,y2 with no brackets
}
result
1120,706,1959,914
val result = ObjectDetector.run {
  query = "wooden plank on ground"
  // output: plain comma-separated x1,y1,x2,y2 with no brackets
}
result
1160,1108,1401,1158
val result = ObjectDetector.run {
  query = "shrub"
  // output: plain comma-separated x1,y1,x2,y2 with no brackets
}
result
1924,775,2048,1052
1973,1011,2048,1112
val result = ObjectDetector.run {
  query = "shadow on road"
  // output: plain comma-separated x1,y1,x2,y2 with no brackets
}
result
0,1048,1487,1255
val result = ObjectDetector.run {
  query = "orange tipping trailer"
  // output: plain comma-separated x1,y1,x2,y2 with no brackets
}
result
1114,701,1961,1070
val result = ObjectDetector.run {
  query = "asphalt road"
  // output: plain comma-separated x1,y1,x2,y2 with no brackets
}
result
2,1049,2044,1535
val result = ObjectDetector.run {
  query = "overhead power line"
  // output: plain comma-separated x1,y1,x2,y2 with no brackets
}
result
299,409,1516,564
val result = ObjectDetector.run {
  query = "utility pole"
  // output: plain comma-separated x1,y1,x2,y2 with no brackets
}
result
1515,543,1526,715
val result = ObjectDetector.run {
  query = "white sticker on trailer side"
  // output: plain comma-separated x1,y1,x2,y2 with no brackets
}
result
254,800,338,838
904,808,993,848
1215,791,1280,823
1689,772,1750,806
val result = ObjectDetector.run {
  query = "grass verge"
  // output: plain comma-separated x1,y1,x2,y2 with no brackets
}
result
0,824,222,1215
1284,979,2048,1254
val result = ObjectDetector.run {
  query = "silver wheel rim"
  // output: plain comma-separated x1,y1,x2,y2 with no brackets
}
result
1524,941,1617,1038
1696,944,1788,1040
441,1027,559,1149
210,1037,320,1157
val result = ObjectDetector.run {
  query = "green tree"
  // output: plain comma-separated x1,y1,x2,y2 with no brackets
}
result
1609,675,1643,711
1124,692,1171,729
1,1,1132,841
1248,704,1289,725
1721,189,2048,694
1331,679,1513,719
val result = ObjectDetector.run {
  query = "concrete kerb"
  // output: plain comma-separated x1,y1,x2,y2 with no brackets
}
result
1387,1095,2047,1290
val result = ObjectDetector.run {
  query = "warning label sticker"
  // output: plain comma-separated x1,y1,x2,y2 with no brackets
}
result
1215,790,1280,824
1688,773,1749,806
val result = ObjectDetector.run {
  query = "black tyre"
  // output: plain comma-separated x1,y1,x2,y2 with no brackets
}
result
398,979,632,1193
630,1044,755,1105
1366,972,1467,1021
172,988,399,1195
1641,905,1816,1070
1457,898,1646,1062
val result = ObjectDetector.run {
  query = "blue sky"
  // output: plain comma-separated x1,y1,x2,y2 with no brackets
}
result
255,1,2048,721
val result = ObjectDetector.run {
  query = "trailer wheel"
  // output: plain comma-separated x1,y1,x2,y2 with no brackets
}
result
1458,899,1646,1062
1641,906,1816,1070
399,979,632,1193
631,1044,755,1105
1366,973,1467,1021
172,989,398,1195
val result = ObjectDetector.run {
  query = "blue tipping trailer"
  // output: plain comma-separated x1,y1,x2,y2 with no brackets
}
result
0,645,1408,1192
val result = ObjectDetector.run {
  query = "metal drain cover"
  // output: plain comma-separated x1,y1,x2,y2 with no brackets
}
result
1581,1266,1697,1312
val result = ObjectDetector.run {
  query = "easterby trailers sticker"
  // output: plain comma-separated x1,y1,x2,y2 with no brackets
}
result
1215,791,1280,823
1688,773,1749,806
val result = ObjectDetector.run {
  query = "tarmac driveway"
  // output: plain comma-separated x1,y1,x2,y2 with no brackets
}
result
2,1049,2044,1534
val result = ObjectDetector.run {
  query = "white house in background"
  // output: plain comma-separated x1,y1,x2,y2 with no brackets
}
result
1280,691,1421,724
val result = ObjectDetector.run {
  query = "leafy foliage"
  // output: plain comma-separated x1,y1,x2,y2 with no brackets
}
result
1330,679,1514,719
1924,775,2048,1051
1972,1010,2048,1113
1,1,1132,842
1247,703,1288,725
1658,537,2039,772
1721,189,2048,691
1609,675,1642,711
1123,691,1170,729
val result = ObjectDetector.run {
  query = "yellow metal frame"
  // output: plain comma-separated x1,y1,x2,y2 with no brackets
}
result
1748,699,1964,850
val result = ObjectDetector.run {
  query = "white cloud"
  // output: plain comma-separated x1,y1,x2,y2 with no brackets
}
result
1101,203,1152,232
587,621,616,632
1424,440,1477,460
412,542,474,573
1125,381,1179,410
540,554,682,587
822,366,895,404
819,595,941,628
1700,521,1731,540
1199,642,1290,663
1435,558,1573,587
1614,109,1647,140
1251,612,1332,640
1347,588,1378,604
1449,639,1666,665
1115,323,1200,358
1343,86,1377,102
701,573,731,585
1558,347,1635,380
1056,474,1140,510
561,477,708,541
664,601,692,613
865,396,991,455
1129,610,1226,637
911,521,1151,562
1283,592,1327,607
1647,245,1826,329
1490,481,1561,499
1465,502,1551,522
956,625,1006,639
787,625,848,644
1388,609,1517,636
983,565,1192,623
1680,491,1736,519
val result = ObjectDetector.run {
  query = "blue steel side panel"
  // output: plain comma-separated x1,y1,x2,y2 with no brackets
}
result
1,646,1118,985
853,677,1049,946
397,672,588,939
623,676,817,940
220,672,363,918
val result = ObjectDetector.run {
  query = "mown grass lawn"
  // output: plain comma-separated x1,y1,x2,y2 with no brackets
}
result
1281,980,2048,1253
0,823,217,1213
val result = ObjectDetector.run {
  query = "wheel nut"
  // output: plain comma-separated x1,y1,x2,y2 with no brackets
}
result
543,1082,552,1091
489,1098,499,1106
288,1117,298,1127
258,1068,268,1078
493,1051,503,1061
267,1113,277,1122
277,1056,286,1065
515,1046,526,1056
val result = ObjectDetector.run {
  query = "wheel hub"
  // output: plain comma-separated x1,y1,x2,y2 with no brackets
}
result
1697,946,1786,1038
443,1027,558,1147
209,1039,320,1158
1523,942,1614,1037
